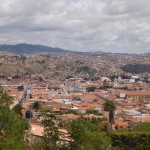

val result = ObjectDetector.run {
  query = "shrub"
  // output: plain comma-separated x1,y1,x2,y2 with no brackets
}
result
111,132,150,150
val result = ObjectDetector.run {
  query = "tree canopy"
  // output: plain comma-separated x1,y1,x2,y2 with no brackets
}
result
104,100,116,127
0,86,27,150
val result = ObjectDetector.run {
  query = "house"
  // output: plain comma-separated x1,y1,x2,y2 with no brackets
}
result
117,91,150,100
126,91,150,100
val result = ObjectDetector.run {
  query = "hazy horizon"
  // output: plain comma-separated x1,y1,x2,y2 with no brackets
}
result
0,0,150,54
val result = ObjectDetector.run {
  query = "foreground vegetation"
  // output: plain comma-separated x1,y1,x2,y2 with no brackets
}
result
30,115,150,150
0,87,28,150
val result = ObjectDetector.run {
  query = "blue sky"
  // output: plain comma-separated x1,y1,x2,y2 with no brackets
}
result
0,0,150,53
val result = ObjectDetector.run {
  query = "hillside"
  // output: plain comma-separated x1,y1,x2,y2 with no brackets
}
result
121,64,150,73
0,53,150,78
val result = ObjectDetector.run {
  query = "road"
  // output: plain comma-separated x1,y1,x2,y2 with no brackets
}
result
19,84,29,104
10,84,29,109
94,94,108,101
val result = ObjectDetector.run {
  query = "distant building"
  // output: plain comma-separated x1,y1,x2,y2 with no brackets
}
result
125,91,150,100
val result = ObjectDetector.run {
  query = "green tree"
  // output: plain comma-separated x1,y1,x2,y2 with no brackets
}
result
86,86,96,92
99,85,113,90
33,101,41,111
78,130,111,150
12,104,23,118
0,92,13,106
111,132,150,150
0,86,3,95
86,109,100,115
65,109,77,115
1,118,26,150
0,106,13,135
68,117,111,150
133,122,150,132
103,101,116,128
0,86,26,149
29,93,33,99
17,85,24,91
0,106,26,150
39,110,63,150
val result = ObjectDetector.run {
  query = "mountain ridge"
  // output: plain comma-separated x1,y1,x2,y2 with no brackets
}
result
0,43,76,54
0,43,105,55
0,43,149,55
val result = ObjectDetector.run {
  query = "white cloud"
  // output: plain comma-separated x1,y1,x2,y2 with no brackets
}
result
0,0,149,53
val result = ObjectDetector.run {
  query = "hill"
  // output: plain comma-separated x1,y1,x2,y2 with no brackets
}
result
0,43,108,55
0,43,76,54
142,53,150,57
121,64,150,73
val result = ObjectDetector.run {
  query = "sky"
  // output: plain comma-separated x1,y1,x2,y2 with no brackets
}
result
0,0,150,53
